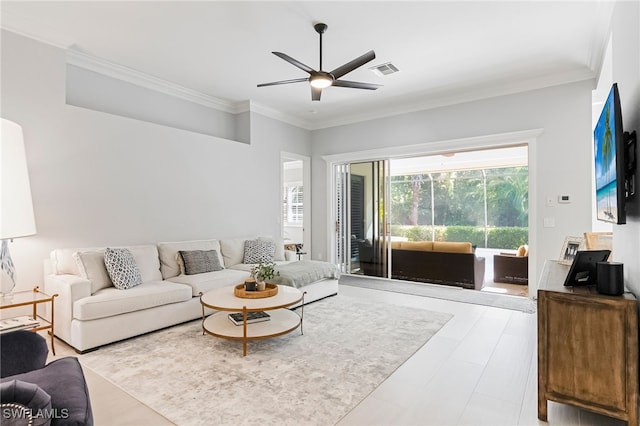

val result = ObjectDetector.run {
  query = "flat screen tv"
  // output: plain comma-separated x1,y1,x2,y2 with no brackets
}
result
594,83,626,224
563,250,611,286
593,83,637,224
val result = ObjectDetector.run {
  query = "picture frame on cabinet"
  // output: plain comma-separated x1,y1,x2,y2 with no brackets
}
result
559,236,584,265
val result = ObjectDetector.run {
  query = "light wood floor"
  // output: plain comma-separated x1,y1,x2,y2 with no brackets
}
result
482,280,529,297
49,285,629,425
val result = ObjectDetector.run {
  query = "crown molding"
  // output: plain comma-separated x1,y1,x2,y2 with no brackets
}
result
322,128,544,164
310,68,596,130
247,101,313,130
66,49,238,114
3,12,602,133
65,51,313,129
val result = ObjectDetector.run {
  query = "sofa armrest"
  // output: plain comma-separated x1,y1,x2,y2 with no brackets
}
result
44,274,92,344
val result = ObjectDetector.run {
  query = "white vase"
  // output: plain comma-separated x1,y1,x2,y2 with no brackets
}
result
257,281,266,291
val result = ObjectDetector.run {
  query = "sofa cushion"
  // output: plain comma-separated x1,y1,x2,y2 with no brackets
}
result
104,248,143,290
432,241,473,253
400,241,434,251
220,236,285,268
272,236,286,262
166,269,249,296
125,245,163,282
157,240,224,279
228,261,292,274
51,247,99,276
179,250,224,275
219,238,247,267
73,251,113,293
51,245,162,282
73,281,192,321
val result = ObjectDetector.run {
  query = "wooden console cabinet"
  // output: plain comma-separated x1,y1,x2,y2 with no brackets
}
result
538,261,638,425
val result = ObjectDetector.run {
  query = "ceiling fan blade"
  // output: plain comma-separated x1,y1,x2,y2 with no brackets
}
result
273,52,316,74
311,86,322,101
257,78,308,87
332,80,382,90
330,50,376,79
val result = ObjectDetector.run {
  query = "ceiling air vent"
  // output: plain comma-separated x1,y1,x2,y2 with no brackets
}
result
369,62,399,77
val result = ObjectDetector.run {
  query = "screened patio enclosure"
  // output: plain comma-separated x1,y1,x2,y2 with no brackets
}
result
333,145,529,284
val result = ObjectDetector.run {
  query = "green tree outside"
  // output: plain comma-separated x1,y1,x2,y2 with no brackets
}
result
390,166,528,249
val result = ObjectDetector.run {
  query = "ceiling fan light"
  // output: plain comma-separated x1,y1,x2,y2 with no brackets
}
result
310,75,333,89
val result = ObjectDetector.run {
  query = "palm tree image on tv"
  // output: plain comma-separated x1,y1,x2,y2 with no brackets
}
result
595,95,617,222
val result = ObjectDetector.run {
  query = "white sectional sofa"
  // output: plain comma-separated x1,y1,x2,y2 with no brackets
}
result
44,237,339,352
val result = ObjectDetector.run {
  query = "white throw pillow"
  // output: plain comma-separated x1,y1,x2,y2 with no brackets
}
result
104,248,143,290
73,251,113,293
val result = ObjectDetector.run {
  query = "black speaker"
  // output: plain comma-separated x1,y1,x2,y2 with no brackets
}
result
596,262,624,296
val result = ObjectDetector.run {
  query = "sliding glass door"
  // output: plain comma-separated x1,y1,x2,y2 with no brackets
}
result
334,160,390,278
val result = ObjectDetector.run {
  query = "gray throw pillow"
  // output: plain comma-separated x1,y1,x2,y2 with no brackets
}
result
179,250,224,275
104,248,142,290
243,239,275,264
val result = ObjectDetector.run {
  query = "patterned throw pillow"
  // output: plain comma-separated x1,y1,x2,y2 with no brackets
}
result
179,250,224,275
243,238,276,264
104,248,143,290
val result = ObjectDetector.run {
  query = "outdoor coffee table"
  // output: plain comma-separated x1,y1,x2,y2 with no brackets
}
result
199,285,305,356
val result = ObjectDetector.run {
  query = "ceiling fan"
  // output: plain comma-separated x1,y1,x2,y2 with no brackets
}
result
257,23,381,101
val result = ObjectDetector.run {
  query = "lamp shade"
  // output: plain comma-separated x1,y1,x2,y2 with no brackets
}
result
1,119,36,239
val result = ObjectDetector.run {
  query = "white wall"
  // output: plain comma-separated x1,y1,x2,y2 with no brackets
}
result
1,30,311,291
311,80,596,288
610,1,640,296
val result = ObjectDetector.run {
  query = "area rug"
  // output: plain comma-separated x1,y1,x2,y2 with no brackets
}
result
340,274,537,313
79,294,452,426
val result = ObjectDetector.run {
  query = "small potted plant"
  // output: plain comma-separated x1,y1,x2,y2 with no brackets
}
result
251,262,279,290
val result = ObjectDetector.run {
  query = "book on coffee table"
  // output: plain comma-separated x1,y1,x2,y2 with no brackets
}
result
0,316,40,332
228,311,271,326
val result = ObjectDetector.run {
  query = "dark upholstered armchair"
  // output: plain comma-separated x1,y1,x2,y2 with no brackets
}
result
0,330,93,425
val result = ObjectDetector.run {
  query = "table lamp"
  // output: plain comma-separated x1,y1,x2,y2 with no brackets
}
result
1,118,37,296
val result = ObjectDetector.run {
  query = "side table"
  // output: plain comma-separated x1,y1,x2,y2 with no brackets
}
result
0,286,59,355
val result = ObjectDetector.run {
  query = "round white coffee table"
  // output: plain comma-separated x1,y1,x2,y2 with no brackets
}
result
199,285,305,356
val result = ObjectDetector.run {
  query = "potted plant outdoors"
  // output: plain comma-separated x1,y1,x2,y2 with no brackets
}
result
251,262,280,291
